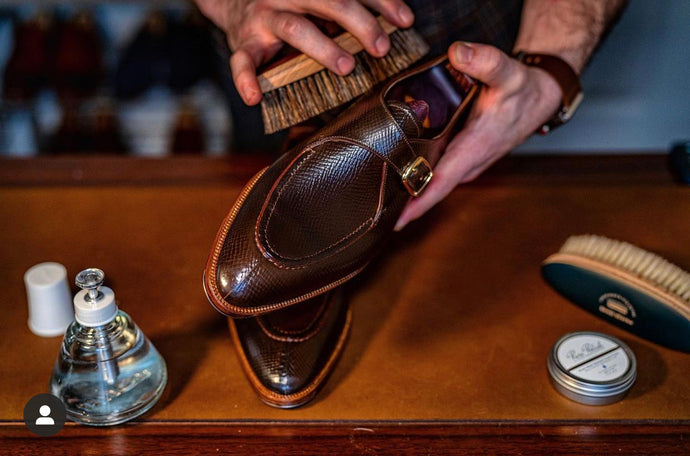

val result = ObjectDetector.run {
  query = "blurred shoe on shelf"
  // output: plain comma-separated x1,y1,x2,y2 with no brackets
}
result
170,101,205,154
52,10,104,101
85,100,127,154
48,99,127,155
115,9,216,100
114,10,169,99
48,106,82,154
168,8,216,93
3,11,56,101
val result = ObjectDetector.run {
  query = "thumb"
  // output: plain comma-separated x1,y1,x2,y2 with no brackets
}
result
448,41,517,87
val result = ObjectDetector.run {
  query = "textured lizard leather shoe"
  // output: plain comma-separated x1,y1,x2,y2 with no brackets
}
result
229,287,351,408
204,55,478,317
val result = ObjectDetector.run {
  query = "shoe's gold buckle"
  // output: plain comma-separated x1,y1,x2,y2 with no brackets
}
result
402,156,433,197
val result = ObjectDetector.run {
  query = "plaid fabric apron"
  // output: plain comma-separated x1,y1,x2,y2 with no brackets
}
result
408,0,524,56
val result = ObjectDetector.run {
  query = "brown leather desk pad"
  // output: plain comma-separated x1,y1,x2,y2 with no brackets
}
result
1,155,688,424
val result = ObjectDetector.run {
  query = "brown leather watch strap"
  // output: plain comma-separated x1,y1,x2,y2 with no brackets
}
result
514,52,583,135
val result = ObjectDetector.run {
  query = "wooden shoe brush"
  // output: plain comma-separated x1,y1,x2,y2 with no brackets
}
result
258,16,429,134
542,234,690,352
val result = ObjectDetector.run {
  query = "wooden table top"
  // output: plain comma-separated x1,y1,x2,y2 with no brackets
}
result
0,154,688,454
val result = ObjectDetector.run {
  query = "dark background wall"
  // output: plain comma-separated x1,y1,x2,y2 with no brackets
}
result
1,0,688,156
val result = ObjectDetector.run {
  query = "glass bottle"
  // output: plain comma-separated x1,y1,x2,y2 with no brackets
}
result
50,268,167,426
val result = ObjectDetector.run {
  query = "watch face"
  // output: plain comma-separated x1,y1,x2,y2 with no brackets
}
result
560,91,584,121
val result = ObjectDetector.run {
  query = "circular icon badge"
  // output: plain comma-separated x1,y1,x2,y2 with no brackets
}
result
23,393,66,436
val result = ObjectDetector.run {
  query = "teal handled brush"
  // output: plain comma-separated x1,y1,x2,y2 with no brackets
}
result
542,234,690,352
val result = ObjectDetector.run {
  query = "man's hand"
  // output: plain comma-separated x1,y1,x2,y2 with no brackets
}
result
195,0,414,105
395,0,627,230
394,41,562,230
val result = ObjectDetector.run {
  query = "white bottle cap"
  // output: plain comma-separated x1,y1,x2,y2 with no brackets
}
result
24,262,75,337
74,286,119,327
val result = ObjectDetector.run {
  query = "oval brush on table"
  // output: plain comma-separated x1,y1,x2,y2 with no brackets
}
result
542,234,690,352
257,15,429,134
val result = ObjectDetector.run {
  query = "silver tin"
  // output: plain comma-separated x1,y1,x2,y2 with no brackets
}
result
547,331,637,405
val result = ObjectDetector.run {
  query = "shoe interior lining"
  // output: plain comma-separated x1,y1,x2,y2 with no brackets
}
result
385,64,465,138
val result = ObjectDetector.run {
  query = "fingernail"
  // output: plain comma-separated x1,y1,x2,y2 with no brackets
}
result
454,42,474,64
336,55,354,74
394,219,406,232
398,5,414,26
375,35,389,56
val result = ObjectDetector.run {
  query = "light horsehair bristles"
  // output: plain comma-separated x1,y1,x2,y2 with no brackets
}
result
260,27,429,134
560,234,690,303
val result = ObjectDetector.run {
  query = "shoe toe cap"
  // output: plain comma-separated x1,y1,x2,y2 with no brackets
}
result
260,368,310,397
231,292,350,407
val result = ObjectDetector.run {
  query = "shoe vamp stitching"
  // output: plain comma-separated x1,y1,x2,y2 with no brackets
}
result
258,141,389,267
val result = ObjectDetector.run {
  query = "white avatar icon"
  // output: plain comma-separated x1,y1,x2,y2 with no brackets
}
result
35,405,55,426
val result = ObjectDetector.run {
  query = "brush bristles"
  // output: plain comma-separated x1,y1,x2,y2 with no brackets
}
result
560,234,690,303
260,27,429,134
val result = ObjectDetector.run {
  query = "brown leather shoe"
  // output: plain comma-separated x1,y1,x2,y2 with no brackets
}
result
204,55,478,317
229,288,351,408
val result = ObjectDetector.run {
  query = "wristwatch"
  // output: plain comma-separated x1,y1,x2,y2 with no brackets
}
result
514,51,583,135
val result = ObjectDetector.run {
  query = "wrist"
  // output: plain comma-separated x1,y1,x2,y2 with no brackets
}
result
512,38,590,76
512,38,589,74
515,52,583,134
526,65,563,133
513,0,627,72
530,65,563,107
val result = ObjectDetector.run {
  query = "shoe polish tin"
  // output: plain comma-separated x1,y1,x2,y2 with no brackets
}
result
547,331,637,405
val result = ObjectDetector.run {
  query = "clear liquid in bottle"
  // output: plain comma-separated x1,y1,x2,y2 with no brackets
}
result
49,268,167,426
